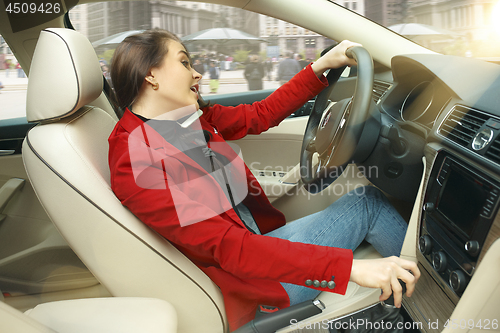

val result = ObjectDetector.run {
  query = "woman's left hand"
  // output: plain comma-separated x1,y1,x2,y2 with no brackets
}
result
349,256,421,308
311,40,362,77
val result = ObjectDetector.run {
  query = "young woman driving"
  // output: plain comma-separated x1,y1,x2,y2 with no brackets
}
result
108,29,420,330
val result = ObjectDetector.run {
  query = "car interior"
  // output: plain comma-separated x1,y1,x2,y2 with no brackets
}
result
0,0,499,332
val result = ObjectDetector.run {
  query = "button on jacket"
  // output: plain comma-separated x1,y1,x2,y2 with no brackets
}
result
108,64,353,331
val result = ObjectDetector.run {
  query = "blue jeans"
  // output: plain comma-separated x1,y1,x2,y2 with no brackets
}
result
265,186,408,305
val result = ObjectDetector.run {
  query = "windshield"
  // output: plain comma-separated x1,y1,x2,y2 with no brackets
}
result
3,0,499,121
0,0,500,119
68,1,341,99
63,0,500,104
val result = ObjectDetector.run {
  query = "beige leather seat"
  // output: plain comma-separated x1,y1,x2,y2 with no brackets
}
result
22,28,227,333
1,297,177,333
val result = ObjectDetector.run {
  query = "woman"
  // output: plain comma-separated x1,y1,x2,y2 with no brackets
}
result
108,29,419,331
244,55,264,90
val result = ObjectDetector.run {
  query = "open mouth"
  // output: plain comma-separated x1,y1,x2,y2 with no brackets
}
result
190,85,199,95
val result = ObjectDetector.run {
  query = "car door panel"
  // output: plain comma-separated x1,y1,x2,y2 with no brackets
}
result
232,117,306,203
0,117,36,156
206,88,274,107
0,118,99,300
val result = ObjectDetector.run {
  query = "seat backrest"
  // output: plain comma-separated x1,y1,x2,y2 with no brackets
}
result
23,28,227,333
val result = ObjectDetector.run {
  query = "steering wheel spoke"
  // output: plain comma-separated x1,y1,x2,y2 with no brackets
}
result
316,153,330,174
305,136,317,153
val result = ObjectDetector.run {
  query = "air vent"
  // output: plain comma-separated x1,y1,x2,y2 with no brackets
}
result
439,105,489,148
486,136,500,164
372,80,392,104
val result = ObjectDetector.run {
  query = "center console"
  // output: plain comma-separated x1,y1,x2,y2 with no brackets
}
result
419,151,499,298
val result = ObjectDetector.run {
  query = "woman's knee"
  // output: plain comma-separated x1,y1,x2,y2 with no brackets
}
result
348,185,385,201
349,186,396,214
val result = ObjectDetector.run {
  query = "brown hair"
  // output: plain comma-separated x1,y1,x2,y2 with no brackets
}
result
110,29,210,111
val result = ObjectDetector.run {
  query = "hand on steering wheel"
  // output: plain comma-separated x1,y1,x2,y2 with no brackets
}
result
311,40,360,76
300,43,380,193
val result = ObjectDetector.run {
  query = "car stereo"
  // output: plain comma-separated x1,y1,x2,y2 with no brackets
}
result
419,151,499,297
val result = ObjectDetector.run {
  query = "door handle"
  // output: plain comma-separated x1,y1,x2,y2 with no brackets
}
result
0,150,15,156
0,178,25,212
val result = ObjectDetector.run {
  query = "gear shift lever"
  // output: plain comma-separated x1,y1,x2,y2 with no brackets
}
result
327,280,407,333
381,279,407,308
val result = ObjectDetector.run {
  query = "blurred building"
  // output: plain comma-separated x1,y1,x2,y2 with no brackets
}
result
86,1,151,43
69,4,89,37
338,0,365,13
364,0,409,26
259,0,364,60
0,35,15,69
151,2,216,36
408,0,497,42
75,0,380,60
82,1,258,44
0,36,10,58
259,17,328,60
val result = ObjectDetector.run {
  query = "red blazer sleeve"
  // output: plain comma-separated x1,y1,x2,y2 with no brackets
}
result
203,63,328,140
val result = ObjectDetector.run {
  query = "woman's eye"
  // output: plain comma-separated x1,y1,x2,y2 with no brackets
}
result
182,60,191,68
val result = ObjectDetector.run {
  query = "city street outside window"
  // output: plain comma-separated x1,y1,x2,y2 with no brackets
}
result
3,0,500,121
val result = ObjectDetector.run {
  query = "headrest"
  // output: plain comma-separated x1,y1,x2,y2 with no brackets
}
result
26,28,103,122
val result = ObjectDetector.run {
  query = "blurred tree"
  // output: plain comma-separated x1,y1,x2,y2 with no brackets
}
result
314,49,322,61
233,49,251,63
259,50,267,60
98,49,116,65
442,39,468,56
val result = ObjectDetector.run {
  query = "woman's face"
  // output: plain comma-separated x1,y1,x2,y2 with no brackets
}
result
148,40,202,112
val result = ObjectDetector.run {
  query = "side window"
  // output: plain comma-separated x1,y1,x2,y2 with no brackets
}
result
0,46,28,121
69,1,336,110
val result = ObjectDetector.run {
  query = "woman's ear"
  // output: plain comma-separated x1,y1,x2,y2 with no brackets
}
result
145,72,155,85
144,71,160,91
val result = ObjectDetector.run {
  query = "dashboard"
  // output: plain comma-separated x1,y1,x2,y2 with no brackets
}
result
379,54,500,137
375,53,500,179
371,54,500,332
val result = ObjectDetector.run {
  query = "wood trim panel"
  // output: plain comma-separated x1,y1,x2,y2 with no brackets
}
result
403,263,455,333
478,212,500,264
400,144,457,333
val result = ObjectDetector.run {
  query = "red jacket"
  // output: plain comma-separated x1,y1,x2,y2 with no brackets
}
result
108,64,353,330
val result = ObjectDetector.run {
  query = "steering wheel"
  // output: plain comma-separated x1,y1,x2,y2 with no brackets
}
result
300,46,380,193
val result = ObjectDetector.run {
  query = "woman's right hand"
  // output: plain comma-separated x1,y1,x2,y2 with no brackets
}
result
311,40,361,77
349,256,420,308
